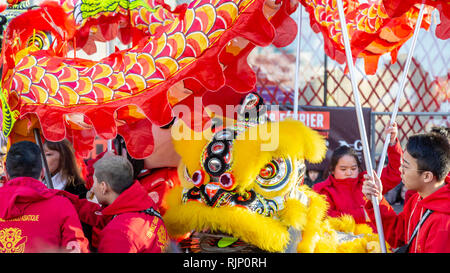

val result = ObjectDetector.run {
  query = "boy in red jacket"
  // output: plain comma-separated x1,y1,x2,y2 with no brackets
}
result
64,155,169,253
363,131,450,253
0,141,89,253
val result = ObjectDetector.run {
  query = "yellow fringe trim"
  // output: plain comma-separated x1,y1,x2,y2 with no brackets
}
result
296,186,330,253
278,198,309,230
163,186,291,252
164,185,389,253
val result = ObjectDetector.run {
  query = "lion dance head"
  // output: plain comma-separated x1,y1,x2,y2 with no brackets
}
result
163,93,386,253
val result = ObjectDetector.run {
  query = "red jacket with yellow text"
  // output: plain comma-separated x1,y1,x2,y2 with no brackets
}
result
65,181,169,253
365,182,450,253
0,177,89,253
313,140,402,230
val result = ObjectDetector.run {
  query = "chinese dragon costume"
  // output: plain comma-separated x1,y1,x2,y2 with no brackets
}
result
0,0,299,158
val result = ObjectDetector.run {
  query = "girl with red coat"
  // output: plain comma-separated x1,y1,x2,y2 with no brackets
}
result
313,123,402,230
363,131,450,253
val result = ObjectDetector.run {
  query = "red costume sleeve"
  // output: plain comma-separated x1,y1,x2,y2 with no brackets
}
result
59,190,109,229
380,139,403,194
139,167,180,215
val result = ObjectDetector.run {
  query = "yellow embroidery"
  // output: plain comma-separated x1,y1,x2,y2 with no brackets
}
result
157,225,169,252
146,216,159,239
0,215,40,222
145,216,169,252
0,228,27,253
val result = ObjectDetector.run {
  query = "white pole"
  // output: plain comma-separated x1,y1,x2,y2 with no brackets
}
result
293,6,303,120
335,0,387,253
106,40,115,152
376,4,425,177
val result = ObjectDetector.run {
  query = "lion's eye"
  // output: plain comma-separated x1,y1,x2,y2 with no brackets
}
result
259,162,276,179
256,158,291,191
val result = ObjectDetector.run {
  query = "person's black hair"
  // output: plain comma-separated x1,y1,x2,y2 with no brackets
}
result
329,145,362,173
113,135,144,179
406,132,450,181
429,126,449,139
6,141,42,179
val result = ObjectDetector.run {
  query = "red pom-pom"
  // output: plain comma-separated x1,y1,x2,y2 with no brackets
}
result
219,172,235,191
192,170,205,187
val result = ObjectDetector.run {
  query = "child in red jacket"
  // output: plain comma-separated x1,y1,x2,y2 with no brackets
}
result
63,155,169,253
